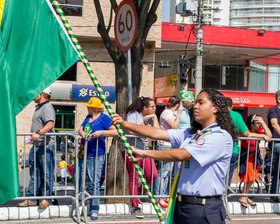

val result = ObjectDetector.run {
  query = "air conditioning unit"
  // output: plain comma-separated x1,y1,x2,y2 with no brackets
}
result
176,1,197,17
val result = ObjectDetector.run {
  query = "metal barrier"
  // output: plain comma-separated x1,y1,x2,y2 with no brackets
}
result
15,134,174,223
15,132,80,221
15,134,280,222
78,135,174,223
225,137,280,220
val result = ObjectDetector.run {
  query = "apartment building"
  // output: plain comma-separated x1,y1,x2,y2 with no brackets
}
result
165,0,229,25
230,0,280,31
168,0,280,31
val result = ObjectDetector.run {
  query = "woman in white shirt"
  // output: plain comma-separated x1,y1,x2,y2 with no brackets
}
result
124,96,159,218
155,96,182,208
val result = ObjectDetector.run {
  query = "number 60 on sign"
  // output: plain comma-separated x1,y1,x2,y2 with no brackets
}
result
114,0,138,51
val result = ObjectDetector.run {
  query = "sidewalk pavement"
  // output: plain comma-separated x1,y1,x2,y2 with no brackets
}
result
1,213,280,224
0,201,280,221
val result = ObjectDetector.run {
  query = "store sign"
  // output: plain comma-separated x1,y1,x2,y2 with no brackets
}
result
72,84,116,102
232,97,250,104
222,91,275,108
154,74,177,98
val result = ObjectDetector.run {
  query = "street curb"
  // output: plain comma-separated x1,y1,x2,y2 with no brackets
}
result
0,202,279,221
0,203,166,221
228,202,280,215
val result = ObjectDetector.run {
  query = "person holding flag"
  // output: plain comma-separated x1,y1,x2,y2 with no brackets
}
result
112,88,236,224
78,97,118,221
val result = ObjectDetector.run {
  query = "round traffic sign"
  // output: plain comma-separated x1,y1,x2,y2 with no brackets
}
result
114,0,138,51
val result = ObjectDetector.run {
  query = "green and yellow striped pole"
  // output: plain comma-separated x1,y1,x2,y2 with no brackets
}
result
51,1,165,223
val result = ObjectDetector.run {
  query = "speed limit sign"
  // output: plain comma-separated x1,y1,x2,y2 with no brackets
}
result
114,0,138,51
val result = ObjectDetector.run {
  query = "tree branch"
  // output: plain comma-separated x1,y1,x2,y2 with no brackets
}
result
93,0,117,62
134,0,151,44
109,0,118,12
149,0,160,14
131,0,159,62
142,0,160,41
131,0,139,10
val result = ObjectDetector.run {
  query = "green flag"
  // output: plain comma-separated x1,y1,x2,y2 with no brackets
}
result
0,0,79,204
84,123,92,139
166,169,180,224
0,33,19,205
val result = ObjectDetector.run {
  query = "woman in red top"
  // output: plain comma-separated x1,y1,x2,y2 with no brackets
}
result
239,114,271,208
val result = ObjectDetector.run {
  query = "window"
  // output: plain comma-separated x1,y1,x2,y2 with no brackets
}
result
202,65,221,89
199,65,246,91
268,64,280,93
249,62,266,92
53,105,76,131
221,66,245,91
58,63,77,81
57,0,83,17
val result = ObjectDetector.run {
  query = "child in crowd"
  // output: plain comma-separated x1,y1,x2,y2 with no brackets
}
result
58,155,67,184
239,114,271,208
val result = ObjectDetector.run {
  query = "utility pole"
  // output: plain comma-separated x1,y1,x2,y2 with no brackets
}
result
195,0,203,98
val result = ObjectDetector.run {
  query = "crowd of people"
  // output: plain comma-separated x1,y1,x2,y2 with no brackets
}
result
16,87,280,223
225,93,280,208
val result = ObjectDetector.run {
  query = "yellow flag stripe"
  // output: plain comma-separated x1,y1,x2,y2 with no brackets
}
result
0,0,5,27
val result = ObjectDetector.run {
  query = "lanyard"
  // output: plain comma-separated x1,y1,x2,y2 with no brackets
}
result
190,125,217,143
185,124,219,168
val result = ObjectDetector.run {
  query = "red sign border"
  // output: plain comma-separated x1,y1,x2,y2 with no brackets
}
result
114,0,138,52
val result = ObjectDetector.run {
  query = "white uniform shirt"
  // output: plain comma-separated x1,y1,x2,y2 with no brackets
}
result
124,111,153,150
168,123,233,196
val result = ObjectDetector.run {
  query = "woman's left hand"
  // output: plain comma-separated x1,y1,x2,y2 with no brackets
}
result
88,131,103,139
254,116,264,125
128,146,145,162
263,135,271,142
143,114,156,123
111,113,125,125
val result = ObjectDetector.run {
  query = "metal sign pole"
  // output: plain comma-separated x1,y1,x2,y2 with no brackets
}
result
195,0,203,98
127,49,132,104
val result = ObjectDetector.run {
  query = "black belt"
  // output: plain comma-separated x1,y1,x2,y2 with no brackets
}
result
177,194,222,205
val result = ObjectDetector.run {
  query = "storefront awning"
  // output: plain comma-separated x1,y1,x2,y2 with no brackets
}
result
160,23,280,65
156,90,276,108
222,91,275,108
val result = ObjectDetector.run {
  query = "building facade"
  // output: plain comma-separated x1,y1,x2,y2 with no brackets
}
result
16,0,161,146
160,1,280,118
230,0,280,31
155,23,280,121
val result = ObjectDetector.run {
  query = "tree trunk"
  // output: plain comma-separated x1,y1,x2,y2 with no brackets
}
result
131,45,143,100
97,0,160,204
105,59,131,203
105,52,143,203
